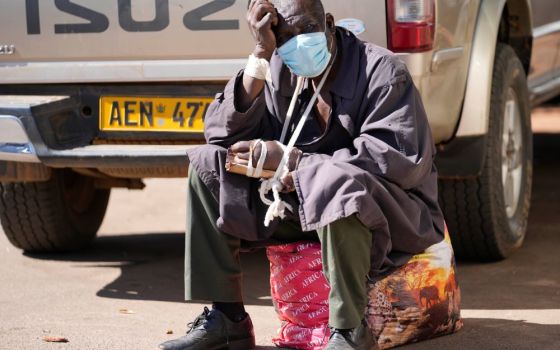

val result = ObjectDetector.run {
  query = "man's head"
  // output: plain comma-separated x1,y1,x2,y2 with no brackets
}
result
246,0,337,78
270,0,336,49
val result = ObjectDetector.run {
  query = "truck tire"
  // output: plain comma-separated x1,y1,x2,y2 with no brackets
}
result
439,44,532,261
0,169,110,253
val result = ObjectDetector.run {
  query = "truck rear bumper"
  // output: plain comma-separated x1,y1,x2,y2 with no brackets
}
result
40,144,197,168
0,96,200,169
0,115,40,163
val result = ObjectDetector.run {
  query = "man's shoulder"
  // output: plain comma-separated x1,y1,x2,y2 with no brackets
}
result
358,41,409,85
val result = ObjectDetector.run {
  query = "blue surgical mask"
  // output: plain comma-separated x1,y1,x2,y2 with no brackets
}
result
277,31,332,78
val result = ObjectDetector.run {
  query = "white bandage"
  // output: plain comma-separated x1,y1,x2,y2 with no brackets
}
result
244,54,271,82
246,139,268,178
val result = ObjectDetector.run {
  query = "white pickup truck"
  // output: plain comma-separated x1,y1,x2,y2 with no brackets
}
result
1,0,559,260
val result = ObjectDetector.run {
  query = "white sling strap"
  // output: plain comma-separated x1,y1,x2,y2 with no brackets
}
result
260,61,335,227
279,76,305,144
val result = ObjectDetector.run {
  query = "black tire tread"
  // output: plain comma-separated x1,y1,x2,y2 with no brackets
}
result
0,171,110,252
439,178,500,260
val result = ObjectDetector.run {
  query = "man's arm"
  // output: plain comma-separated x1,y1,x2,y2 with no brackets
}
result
237,1,278,111
204,0,279,146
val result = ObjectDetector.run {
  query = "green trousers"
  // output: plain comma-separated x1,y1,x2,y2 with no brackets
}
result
185,169,372,329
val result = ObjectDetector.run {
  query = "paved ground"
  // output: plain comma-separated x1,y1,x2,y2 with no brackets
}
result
1,107,560,349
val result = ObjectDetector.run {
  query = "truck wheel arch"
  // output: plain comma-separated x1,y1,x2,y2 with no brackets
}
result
455,0,532,141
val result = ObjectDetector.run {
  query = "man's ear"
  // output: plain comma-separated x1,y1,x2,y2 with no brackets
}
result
326,13,336,33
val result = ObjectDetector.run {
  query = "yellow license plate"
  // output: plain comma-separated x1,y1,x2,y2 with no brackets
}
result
99,96,214,133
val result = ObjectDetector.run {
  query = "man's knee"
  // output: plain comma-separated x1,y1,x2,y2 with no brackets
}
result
187,167,206,199
187,165,202,187
321,215,371,239
187,144,226,197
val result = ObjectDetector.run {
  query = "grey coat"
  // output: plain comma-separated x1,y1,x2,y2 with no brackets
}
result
186,28,445,279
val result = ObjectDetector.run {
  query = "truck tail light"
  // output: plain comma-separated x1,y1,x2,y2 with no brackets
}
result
386,0,435,53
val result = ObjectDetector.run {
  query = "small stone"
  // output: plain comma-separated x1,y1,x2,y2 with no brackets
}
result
43,336,69,343
119,308,135,314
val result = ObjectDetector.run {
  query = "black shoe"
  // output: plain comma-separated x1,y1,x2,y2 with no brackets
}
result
158,307,256,350
325,320,379,350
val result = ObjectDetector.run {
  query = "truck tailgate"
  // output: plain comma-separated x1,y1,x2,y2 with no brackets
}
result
0,0,386,83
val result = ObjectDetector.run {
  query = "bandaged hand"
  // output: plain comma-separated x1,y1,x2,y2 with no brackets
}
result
230,140,288,172
226,140,302,184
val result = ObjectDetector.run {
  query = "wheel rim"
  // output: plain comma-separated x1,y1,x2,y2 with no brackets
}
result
502,88,524,219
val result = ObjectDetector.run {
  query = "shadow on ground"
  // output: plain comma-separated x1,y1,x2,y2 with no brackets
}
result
405,318,560,350
25,232,273,305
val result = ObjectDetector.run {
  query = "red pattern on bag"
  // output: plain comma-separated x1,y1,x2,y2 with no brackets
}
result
268,242,331,348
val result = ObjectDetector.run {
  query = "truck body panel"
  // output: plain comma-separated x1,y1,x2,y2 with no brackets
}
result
0,0,386,82
408,0,479,142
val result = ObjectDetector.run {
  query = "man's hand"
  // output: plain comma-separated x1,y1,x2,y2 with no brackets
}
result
229,140,300,192
247,0,278,61
230,140,285,171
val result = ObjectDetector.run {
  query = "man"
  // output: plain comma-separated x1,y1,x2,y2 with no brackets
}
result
159,0,445,349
